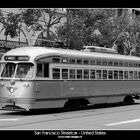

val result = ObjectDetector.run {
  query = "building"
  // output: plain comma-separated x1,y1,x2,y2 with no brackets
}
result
0,8,67,58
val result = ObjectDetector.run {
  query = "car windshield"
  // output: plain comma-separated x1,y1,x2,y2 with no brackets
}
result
1,62,34,78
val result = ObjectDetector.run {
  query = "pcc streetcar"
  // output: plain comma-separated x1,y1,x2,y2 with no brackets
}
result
0,46,140,111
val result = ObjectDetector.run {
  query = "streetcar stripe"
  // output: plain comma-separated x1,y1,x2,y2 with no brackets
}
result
0,118,19,121
106,118,140,126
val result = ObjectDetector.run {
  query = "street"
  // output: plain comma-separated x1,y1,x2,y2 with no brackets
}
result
0,102,140,130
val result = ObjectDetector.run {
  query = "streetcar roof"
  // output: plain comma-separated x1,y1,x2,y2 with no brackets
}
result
1,46,140,62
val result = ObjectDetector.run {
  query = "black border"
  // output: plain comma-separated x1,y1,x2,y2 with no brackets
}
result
0,130,140,138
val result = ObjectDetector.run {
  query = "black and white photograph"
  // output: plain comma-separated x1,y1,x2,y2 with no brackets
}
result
0,8,140,138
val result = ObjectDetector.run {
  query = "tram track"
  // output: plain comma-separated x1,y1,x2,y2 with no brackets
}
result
0,102,140,129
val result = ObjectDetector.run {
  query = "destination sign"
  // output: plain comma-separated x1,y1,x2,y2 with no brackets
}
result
4,56,29,61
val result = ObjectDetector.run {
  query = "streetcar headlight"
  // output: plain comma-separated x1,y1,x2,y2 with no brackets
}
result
10,87,14,93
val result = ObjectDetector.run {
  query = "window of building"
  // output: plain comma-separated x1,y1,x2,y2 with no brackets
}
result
108,70,113,79
52,68,60,79
69,69,76,79
114,71,118,79
77,69,82,79
90,70,95,79
62,69,68,79
103,70,107,79
96,70,101,79
84,69,89,79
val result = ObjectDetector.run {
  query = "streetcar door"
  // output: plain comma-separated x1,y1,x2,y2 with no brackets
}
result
36,63,49,78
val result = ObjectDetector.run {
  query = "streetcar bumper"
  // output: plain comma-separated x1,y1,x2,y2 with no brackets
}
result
1,105,27,111
0,97,35,111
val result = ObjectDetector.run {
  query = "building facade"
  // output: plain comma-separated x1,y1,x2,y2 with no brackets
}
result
0,8,66,58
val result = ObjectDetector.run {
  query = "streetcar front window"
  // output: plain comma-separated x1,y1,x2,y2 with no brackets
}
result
1,63,16,78
1,62,34,78
15,63,34,78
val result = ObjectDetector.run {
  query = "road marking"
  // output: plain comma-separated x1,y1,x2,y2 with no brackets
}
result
0,118,19,121
106,118,140,126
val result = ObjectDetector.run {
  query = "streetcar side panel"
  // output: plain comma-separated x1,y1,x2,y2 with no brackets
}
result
61,80,140,104
32,81,65,109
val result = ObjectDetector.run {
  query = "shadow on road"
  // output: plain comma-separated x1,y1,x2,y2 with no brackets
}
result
0,101,139,116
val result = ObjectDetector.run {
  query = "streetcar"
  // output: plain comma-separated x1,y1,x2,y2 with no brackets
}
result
0,46,140,111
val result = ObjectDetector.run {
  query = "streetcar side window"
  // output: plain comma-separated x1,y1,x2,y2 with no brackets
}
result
69,59,75,64
36,63,49,78
52,58,60,63
62,69,68,79
108,61,113,66
124,71,129,79
69,69,76,79
102,61,107,66
84,69,89,79
96,60,101,65
83,60,89,65
139,72,140,79
134,71,138,79
52,68,60,79
90,70,95,79
129,71,133,79
103,70,107,79
108,70,113,79
36,63,43,77
114,71,118,79
44,63,49,77
77,59,82,64
96,70,101,79
90,60,96,65
77,69,82,79
119,71,123,79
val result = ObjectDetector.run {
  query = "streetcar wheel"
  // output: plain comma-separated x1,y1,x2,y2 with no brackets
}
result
64,99,89,111
123,95,134,104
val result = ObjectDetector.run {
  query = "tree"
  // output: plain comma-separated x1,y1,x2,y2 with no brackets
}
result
0,11,22,43
56,8,140,54
57,9,117,49
0,9,66,46
21,8,66,41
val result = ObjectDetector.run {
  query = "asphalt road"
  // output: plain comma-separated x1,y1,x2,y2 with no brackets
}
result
0,102,140,130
